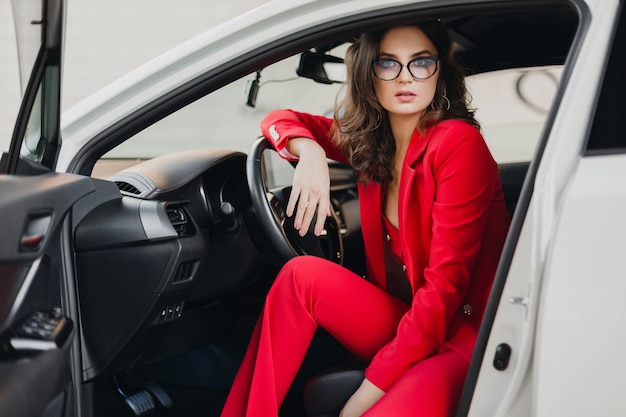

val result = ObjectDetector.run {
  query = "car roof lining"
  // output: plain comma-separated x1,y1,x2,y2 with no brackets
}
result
449,9,578,73
307,5,579,75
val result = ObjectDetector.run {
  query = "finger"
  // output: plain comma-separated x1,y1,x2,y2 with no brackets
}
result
286,186,301,217
313,198,330,236
297,197,317,235
294,193,311,230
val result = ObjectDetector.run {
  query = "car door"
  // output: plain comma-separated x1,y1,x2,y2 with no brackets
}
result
0,0,95,416
459,1,624,416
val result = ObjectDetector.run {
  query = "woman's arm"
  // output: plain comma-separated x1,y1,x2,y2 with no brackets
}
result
260,109,347,162
260,109,344,236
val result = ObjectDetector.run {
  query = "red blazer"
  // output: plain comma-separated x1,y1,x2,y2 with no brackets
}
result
261,110,510,391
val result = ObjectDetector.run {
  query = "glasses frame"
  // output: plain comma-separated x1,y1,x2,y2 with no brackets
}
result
371,56,439,81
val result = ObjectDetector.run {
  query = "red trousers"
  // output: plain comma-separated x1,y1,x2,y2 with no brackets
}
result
220,256,469,417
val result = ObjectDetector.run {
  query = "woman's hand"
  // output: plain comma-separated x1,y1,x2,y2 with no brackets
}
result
339,378,385,417
285,138,331,236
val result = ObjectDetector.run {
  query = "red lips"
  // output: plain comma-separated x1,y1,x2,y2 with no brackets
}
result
395,90,417,102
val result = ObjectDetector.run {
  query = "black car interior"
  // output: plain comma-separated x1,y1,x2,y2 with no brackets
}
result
51,3,580,417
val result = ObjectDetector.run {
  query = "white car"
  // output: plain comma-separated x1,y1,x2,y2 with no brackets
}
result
0,0,624,416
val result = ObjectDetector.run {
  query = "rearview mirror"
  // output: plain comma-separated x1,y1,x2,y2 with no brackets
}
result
296,52,345,84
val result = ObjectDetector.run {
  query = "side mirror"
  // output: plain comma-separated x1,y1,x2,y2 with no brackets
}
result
296,52,345,84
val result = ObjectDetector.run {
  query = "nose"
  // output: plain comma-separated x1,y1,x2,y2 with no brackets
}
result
397,64,413,82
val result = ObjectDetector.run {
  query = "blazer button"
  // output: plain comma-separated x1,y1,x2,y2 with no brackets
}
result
463,304,473,316
402,264,407,272
386,234,391,242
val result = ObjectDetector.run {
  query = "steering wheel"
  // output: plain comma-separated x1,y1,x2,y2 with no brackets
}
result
246,137,343,266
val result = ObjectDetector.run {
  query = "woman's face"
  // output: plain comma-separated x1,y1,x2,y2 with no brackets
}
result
374,26,439,120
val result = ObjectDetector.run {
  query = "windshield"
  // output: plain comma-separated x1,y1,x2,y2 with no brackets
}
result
100,52,345,160
0,1,42,156
4,0,64,172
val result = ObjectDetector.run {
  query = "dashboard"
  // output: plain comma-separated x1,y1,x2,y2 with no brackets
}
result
72,149,273,381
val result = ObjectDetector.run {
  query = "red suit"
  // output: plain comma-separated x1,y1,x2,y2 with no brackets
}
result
221,110,510,417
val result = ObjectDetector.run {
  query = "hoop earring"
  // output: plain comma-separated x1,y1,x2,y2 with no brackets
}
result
431,87,451,111
443,93,451,111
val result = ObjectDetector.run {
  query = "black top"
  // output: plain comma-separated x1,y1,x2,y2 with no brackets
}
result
382,215,412,305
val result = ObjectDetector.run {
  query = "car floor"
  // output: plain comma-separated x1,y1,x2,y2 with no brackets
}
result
93,339,242,417
92,307,354,417
92,305,255,417
94,376,228,417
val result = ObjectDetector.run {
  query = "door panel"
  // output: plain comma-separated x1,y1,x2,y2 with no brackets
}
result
0,172,94,417
0,343,74,417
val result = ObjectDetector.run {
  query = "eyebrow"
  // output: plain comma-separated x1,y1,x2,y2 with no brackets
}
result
379,50,434,58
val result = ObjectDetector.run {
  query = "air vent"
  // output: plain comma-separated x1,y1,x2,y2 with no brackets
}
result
166,205,193,237
115,181,141,195
173,260,197,283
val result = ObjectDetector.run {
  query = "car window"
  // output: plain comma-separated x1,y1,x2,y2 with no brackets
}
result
467,66,562,164
93,58,561,178
586,0,626,153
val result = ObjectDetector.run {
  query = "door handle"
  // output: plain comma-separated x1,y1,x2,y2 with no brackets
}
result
19,234,45,248
20,213,52,251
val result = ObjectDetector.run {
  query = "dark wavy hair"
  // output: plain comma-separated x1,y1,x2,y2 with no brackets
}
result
334,20,479,184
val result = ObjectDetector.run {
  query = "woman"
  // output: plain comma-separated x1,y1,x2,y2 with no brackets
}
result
221,20,510,417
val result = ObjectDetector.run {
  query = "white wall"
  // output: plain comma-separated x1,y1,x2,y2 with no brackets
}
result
0,0,269,153
0,1,21,153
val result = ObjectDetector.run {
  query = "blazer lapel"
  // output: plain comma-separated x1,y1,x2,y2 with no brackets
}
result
398,129,432,289
359,128,431,291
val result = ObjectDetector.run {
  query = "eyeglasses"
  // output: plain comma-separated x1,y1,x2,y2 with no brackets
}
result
372,56,439,81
